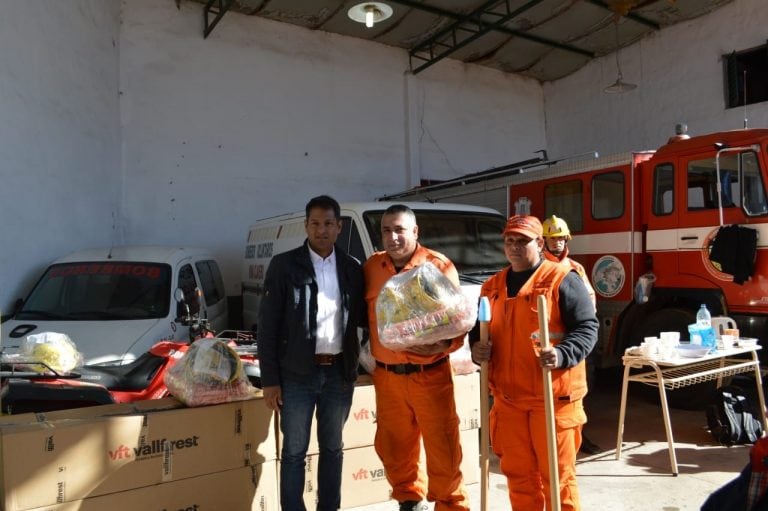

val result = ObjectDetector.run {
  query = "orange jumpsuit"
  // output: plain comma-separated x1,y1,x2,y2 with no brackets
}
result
364,244,469,511
544,246,596,309
481,260,588,511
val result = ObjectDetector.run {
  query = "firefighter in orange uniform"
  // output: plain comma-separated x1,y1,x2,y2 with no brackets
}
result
364,204,469,511
542,214,602,456
471,215,598,511
542,215,596,308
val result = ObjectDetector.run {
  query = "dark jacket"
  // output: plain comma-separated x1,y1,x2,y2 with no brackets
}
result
258,240,366,386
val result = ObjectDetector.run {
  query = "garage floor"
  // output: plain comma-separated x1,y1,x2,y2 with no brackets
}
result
348,373,754,511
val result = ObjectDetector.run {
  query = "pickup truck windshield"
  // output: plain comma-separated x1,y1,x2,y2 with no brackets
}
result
363,210,509,276
16,262,172,321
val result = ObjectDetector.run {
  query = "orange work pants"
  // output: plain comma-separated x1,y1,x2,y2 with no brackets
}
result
490,395,585,511
372,362,469,511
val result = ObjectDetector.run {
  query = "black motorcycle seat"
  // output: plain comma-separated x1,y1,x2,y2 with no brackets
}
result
77,352,166,391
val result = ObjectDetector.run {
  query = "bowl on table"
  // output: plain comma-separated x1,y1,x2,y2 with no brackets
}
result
675,344,711,358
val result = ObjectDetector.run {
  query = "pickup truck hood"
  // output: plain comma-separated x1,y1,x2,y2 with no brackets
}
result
1,319,174,366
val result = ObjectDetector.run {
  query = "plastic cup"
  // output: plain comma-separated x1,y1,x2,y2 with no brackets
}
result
660,331,680,345
719,334,735,350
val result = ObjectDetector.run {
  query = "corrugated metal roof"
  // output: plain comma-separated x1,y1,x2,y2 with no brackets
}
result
190,0,734,82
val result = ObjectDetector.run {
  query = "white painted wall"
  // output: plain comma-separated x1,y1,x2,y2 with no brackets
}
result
118,0,545,297
543,0,768,158
3,0,765,321
0,1,120,313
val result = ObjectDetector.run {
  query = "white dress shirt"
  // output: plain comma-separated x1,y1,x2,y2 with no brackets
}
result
309,246,343,354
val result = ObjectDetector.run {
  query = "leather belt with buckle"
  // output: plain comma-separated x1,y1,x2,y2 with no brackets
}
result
314,353,342,366
375,356,448,375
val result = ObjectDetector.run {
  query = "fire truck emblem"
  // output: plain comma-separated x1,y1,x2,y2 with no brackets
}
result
701,227,732,281
591,255,625,298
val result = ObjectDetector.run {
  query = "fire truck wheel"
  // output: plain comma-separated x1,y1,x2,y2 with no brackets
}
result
640,307,695,343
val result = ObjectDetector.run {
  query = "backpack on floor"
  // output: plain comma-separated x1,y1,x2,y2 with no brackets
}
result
706,385,764,446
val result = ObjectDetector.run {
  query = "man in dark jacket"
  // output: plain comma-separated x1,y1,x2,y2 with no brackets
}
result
259,195,366,511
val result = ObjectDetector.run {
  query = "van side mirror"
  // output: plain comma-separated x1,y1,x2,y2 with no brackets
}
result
174,288,185,303
12,298,24,315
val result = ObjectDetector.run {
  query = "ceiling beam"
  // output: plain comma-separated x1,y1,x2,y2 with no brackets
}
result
390,0,593,69
406,0,597,75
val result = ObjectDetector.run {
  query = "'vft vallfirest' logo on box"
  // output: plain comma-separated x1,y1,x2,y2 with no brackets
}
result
108,435,200,461
351,467,386,482
352,408,376,422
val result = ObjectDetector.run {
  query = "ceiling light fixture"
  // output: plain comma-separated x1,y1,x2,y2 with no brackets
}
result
603,22,637,94
605,0,640,16
347,2,393,29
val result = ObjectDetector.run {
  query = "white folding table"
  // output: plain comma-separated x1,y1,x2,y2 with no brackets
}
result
615,345,767,475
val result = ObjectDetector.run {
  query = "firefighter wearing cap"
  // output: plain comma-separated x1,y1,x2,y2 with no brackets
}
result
471,215,598,511
364,204,469,511
542,215,596,309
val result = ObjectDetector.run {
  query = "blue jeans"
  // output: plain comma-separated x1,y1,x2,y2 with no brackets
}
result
280,362,354,511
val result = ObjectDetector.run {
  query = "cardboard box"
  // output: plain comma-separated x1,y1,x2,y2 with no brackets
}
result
453,372,481,431
290,372,480,456
302,428,479,508
0,398,277,511
26,461,279,511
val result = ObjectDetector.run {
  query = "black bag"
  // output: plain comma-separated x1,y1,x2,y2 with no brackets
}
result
706,385,764,446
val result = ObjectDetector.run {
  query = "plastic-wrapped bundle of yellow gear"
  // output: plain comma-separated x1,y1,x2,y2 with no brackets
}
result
164,338,257,406
21,332,83,374
376,262,477,350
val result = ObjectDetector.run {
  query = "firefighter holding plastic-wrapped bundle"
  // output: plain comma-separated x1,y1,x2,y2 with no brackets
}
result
364,204,469,511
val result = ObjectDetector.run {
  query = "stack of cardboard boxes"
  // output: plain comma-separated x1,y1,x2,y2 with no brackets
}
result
301,372,481,508
0,372,481,510
0,397,278,511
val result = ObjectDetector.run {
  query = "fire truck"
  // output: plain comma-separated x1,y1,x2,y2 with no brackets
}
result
383,128,768,369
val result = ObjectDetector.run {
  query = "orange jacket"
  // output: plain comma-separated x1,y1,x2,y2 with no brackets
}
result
481,260,588,404
544,247,596,310
364,244,464,365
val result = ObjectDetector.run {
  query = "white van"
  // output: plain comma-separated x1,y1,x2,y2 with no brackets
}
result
1,246,228,365
242,201,509,332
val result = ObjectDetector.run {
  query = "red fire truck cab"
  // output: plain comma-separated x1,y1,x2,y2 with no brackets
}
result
509,128,768,367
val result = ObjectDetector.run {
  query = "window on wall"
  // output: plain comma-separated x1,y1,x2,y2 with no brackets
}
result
544,180,582,231
653,163,675,215
592,171,624,219
723,43,768,109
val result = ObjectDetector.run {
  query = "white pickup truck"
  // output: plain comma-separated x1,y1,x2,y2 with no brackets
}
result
2,246,228,365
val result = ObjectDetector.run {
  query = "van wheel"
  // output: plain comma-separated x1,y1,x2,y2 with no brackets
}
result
630,307,715,410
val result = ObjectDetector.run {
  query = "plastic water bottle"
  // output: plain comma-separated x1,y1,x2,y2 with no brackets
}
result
696,304,715,350
697,304,712,327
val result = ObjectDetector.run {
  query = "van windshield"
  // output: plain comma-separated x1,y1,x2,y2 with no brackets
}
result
363,210,509,279
16,262,172,321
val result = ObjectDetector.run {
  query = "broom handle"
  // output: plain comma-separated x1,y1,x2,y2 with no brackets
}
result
538,294,561,511
478,297,491,511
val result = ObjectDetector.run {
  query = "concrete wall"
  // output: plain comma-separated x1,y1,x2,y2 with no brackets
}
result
0,1,120,312
118,0,545,297
2,0,765,318
543,0,768,158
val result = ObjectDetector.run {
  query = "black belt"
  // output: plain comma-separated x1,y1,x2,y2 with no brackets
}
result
375,356,448,375
314,353,342,365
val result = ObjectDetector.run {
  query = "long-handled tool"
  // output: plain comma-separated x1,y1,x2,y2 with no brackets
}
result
537,294,561,511
478,296,491,511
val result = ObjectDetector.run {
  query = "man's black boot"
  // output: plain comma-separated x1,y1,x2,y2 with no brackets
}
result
579,435,602,455
399,500,427,511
